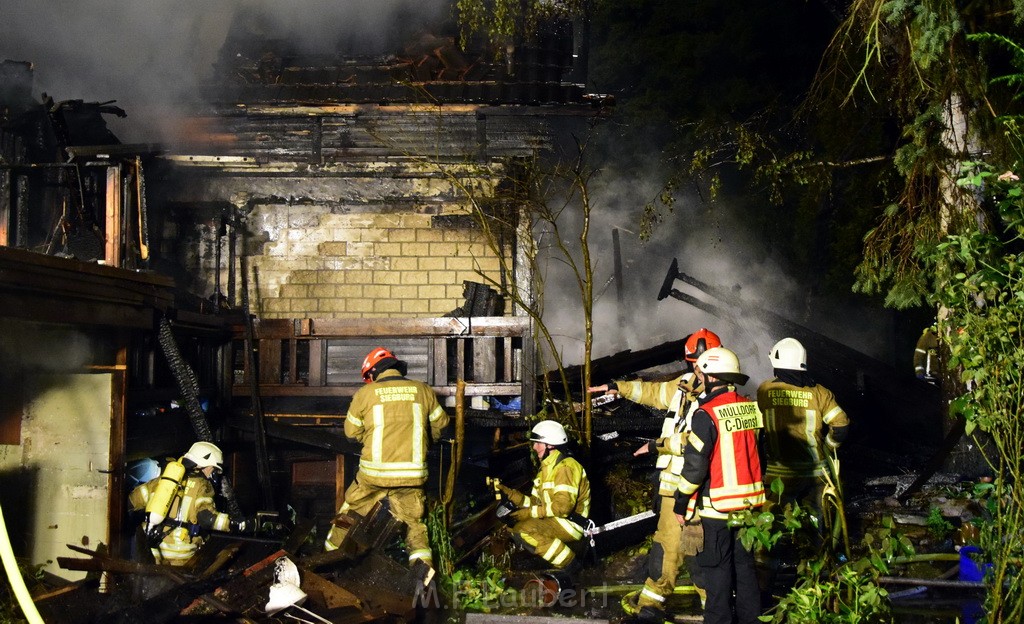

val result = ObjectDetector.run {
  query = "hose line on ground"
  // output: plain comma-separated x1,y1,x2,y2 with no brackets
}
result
0,501,44,624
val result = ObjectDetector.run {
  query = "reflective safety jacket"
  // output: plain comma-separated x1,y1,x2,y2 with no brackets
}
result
128,473,229,565
506,449,591,539
345,368,449,488
913,328,939,380
616,373,702,496
677,387,765,520
757,379,849,478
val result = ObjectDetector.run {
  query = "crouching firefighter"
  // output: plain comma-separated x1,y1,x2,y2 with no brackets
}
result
128,441,247,566
490,420,591,574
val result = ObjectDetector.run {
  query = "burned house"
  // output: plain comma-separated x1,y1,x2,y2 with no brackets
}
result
0,5,964,621
0,7,611,620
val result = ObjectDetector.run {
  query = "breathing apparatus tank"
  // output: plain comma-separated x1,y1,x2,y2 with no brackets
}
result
143,458,186,533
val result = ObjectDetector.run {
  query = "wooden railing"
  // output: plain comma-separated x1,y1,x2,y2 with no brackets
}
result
231,316,535,422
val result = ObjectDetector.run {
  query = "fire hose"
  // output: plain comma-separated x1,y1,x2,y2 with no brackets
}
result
157,316,243,519
821,448,850,559
0,501,44,624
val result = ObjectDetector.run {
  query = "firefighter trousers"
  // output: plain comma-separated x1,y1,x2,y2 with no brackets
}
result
509,517,580,569
762,473,825,521
757,473,827,590
637,495,705,609
324,477,432,565
696,518,761,624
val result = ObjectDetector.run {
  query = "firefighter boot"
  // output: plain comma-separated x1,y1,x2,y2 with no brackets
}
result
323,512,362,556
625,605,667,624
410,560,437,606
621,590,641,616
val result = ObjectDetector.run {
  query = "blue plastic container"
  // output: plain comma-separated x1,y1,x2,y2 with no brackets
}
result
959,545,992,582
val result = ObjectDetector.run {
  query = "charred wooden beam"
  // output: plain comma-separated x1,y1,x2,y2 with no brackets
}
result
0,245,174,328
57,555,185,578
241,316,530,339
227,413,360,454
232,381,523,398
657,257,943,447
556,339,687,389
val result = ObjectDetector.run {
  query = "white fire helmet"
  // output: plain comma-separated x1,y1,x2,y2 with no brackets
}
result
695,347,749,384
769,337,807,371
183,441,224,470
529,420,569,446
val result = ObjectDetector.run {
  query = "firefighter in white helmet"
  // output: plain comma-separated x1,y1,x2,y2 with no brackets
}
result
128,441,243,566
757,337,849,525
323,347,449,586
588,329,720,615
668,347,764,624
490,420,591,572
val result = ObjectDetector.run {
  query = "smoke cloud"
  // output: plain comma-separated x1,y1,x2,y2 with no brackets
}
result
0,2,898,384
537,149,898,387
0,0,450,142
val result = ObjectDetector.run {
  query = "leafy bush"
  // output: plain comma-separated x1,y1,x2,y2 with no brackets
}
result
732,478,907,623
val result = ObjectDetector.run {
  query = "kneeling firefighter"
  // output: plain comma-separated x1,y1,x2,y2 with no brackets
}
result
490,420,591,573
128,441,247,566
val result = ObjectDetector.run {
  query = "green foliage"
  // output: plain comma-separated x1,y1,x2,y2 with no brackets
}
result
968,32,1024,101
731,479,814,554
455,0,585,51
873,0,965,83
428,506,514,612
448,556,514,611
0,559,45,624
427,502,456,578
919,153,1024,622
604,462,650,517
731,477,899,624
824,1,1018,302
925,507,955,540
753,514,911,624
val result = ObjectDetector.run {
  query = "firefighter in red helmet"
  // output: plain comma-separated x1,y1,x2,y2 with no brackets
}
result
325,347,449,588
588,328,721,618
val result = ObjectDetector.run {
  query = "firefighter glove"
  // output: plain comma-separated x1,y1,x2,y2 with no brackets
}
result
494,500,518,526
490,479,519,502
680,519,704,556
145,524,164,547
508,508,532,524
486,476,503,500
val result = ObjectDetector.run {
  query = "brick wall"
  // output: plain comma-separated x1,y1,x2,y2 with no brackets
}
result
249,205,507,319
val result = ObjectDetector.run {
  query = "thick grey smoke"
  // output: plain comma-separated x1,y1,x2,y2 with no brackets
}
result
537,151,897,387
0,0,450,142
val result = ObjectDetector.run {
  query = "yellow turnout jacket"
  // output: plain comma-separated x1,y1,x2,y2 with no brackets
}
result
345,368,449,487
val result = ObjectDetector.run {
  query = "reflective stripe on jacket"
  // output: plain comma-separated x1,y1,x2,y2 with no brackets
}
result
678,387,765,520
128,473,228,564
519,449,591,539
617,373,702,495
345,368,449,487
757,379,849,478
